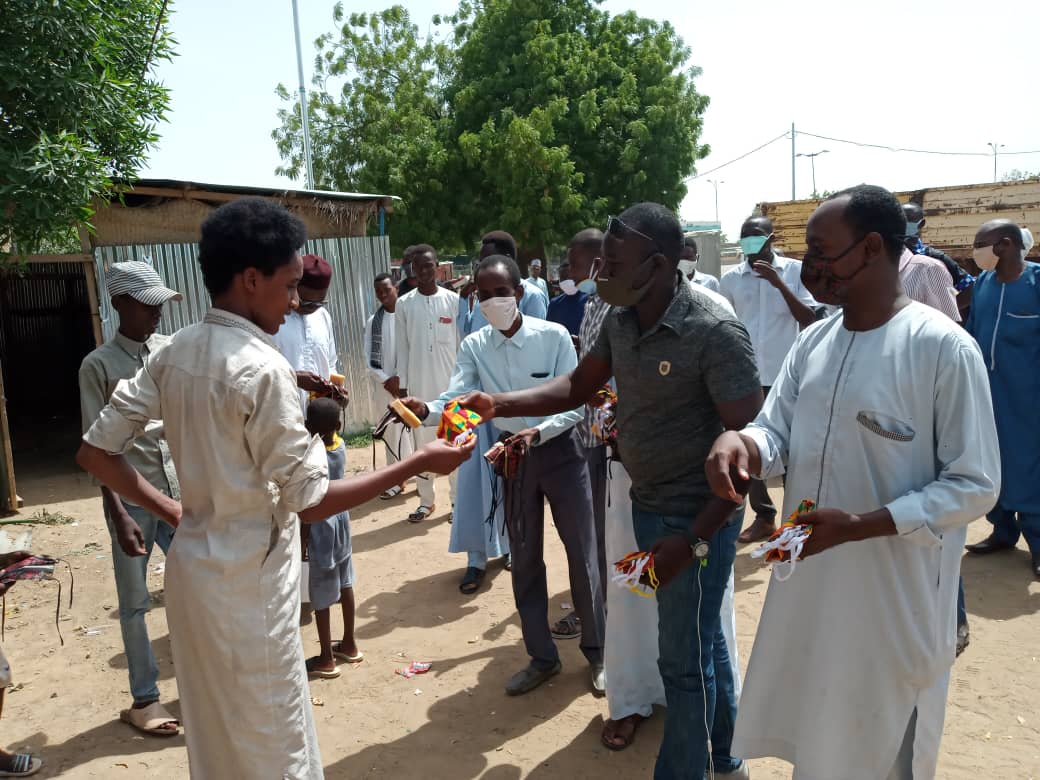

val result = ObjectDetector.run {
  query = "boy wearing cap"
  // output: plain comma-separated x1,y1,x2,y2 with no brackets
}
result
273,253,346,411
78,261,183,737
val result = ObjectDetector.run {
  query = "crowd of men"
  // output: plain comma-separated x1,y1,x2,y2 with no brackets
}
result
0,184,1028,778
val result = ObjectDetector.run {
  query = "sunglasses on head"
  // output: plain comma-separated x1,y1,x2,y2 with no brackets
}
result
606,216,663,255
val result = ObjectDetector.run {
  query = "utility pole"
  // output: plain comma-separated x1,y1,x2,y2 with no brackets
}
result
791,123,796,200
796,150,829,197
708,179,724,224
292,0,315,189
988,142,1004,183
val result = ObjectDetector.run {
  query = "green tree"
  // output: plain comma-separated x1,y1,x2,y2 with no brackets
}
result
274,0,709,257
273,5,460,253
0,0,174,257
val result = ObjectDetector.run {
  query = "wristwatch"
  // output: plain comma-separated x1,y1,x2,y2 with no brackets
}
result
685,532,710,562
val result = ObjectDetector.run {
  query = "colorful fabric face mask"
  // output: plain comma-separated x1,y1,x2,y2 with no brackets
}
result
436,400,482,447
750,499,816,581
612,551,659,597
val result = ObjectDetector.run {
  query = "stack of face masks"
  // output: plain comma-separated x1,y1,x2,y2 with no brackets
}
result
750,499,816,582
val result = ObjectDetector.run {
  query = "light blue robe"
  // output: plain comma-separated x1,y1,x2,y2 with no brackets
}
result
446,286,549,561
965,262,1040,514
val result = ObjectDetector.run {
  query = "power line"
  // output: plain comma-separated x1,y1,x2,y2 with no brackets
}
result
684,127,1040,185
796,130,1040,158
686,132,789,181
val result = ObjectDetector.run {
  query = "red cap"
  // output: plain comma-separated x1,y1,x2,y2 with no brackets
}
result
301,254,332,290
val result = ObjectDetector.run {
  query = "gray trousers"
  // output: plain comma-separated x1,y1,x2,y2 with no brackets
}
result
504,429,605,669
586,444,608,604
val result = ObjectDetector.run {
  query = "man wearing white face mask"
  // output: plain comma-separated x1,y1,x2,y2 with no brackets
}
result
680,235,721,292
721,216,819,543
399,254,606,696
964,220,1040,580
548,246,593,338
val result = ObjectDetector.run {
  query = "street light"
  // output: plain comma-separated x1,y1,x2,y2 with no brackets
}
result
796,150,829,197
707,179,724,224
988,142,1004,183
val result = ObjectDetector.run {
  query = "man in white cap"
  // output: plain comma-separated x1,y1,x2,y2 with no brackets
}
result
525,258,549,300
78,260,183,737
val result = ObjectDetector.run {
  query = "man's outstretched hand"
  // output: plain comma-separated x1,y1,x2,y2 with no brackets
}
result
455,391,496,421
395,397,430,422
706,431,754,502
417,436,477,474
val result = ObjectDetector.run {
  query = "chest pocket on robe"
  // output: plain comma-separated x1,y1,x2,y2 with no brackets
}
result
856,410,916,443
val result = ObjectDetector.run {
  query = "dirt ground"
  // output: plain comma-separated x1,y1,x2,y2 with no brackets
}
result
1,451,1038,779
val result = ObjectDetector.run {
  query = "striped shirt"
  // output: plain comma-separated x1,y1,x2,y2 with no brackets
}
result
899,248,960,322
577,294,612,448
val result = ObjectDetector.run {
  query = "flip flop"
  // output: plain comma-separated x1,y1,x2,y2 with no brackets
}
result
305,656,341,679
331,643,364,663
119,702,180,737
379,485,403,500
0,753,42,777
458,566,486,594
407,504,435,524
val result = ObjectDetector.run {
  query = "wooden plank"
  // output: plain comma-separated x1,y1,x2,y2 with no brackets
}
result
82,260,104,348
20,253,93,264
0,363,17,514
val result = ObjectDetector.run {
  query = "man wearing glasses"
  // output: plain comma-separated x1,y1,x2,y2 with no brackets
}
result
273,253,347,411
460,203,761,780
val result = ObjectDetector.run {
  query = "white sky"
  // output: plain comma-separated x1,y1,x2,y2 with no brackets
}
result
142,0,1040,240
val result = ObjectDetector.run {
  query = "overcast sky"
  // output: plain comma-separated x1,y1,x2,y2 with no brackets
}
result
141,0,1040,240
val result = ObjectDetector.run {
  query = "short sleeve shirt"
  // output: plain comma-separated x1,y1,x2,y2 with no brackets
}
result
590,277,760,514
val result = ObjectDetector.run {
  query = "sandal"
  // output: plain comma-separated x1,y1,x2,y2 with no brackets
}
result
458,566,486,594
0,753,42,778
601,713,647,751
551,613,581,640
379,485,403,500
502,553,512,571
331,643,364,664
407,504,435,524
119,701,180,737
305,656,341,679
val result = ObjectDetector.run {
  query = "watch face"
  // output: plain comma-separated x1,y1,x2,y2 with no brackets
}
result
693,540,710,559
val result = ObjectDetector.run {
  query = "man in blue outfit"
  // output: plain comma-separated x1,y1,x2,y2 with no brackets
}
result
964,219,1040,578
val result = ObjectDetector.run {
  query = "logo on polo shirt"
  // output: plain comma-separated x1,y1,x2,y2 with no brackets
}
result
659,360,671,376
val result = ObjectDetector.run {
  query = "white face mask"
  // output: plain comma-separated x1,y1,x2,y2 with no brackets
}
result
482,295,519,330
559,279,578,295
678,260,697,276
972,245,999,271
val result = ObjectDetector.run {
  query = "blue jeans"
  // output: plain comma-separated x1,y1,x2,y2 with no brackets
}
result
987,504,1040,554
632,504,742,780
106,502,175,705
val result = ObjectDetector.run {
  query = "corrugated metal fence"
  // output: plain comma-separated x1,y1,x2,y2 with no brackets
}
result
94,237,391,431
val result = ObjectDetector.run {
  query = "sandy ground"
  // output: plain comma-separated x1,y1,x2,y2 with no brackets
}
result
1,450,1038,780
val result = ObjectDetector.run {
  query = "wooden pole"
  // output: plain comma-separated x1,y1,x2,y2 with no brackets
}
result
0,363,18,512
77,228,104,347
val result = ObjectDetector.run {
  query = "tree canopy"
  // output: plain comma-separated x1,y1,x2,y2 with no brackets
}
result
273,0,709,256
0,0,174,256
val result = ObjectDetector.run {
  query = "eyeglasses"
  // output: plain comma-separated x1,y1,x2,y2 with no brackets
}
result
297,298,327,310
606,216,663,255
803,235,867,264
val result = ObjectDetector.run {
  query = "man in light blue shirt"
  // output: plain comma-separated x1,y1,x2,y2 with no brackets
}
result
400,254,605,697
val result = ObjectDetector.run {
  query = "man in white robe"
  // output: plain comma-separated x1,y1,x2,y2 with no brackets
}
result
396,244,460,522
76,199,474,779
707,185,1000,780
363,272,412,497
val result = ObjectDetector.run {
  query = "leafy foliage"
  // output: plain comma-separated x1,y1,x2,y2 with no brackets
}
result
274,0,709,256
0,0,174,256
